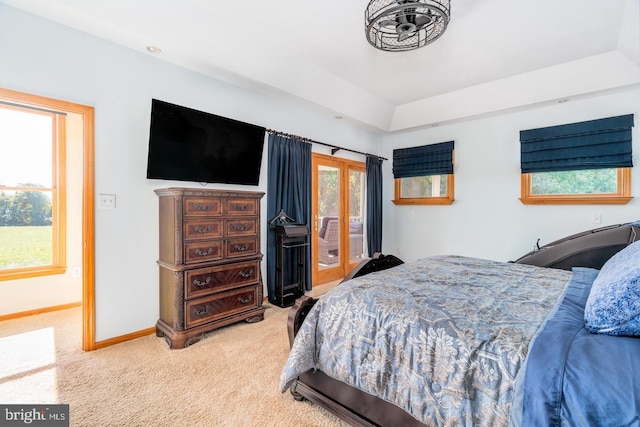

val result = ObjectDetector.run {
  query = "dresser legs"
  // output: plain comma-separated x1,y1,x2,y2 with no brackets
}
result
156,306,265,349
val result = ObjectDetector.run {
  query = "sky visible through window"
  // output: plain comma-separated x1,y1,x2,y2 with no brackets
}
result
0,107,52,188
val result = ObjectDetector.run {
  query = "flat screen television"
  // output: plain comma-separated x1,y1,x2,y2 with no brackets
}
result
146,99,266,185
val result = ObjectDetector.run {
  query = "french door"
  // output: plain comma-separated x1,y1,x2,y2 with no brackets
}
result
312,153,366,285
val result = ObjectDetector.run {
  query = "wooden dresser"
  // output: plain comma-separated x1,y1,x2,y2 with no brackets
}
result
155,187,265,349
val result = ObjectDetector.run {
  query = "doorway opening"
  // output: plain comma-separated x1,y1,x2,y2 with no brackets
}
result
312,153,366,285
0,88,95,351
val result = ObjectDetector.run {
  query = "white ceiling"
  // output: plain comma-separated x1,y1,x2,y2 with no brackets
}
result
3,0,640,132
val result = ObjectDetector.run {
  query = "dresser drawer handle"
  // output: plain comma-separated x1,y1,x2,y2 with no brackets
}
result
233,244,250,252
238,295,253,304
238,269,254,278
193,276,212,287
194,247,214,256
233,204,248,211
194,225,213,234
193,203,212,211
192,304,211,316
232,224,248,231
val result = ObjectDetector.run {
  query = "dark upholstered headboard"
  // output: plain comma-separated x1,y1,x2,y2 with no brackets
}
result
513,221,640,270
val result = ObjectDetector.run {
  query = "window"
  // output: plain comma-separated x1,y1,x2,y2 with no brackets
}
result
0,99,66,280
520,114,633,205
393,141,454,205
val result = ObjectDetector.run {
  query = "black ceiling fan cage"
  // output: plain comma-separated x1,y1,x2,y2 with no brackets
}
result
365,0,451,52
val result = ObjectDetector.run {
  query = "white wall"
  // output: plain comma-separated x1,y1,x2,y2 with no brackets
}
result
0,5,382,340
381,89,640,263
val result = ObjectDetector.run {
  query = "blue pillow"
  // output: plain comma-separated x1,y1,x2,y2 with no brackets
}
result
584,240,640,336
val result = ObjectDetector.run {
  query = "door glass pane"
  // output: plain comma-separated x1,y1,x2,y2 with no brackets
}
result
317,165,340,270
349,169,365,263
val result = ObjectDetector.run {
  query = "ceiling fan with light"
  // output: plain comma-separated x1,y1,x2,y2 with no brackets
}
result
365,0,451,52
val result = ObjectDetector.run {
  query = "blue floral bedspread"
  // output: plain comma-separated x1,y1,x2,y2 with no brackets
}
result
280,255,571,426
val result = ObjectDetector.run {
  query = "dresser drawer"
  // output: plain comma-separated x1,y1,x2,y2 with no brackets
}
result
184,240,223,264
225,197,258,216
185,261,260,299
184,219,223,240
225,218,258,237
226,237,259,258
185,285,258,328
184,197,222,216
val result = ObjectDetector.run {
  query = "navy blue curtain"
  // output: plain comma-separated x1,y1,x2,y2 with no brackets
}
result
266,134,312,303
366,156,383,256
521,114,634,173
393,141,454,178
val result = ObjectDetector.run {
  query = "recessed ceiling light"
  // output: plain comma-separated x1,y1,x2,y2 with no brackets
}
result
146,46,162,54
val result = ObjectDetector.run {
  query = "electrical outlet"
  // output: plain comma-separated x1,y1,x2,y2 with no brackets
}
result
592,213,602,224
99,194,116,209
72,267,81,278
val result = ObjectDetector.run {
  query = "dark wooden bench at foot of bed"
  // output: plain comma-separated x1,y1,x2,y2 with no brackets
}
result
290,369,426,427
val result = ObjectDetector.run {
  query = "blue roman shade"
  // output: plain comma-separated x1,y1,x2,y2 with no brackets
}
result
520,114,634,173
393,141,454,178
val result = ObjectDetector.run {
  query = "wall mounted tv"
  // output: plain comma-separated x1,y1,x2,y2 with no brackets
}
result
146,99,266,186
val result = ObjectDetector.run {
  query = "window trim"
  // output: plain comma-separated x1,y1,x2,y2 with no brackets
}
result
393,174,455,205
519,168,632,205
0,100,67,281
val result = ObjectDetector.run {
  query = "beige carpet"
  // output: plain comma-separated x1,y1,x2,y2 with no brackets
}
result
0,285,348,427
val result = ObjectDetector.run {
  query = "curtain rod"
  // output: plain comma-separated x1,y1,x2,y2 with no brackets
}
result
266,129,387,161
0,99,68,116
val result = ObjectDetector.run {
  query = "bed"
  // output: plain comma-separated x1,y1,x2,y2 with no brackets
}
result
280,223,640,427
